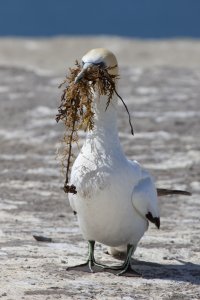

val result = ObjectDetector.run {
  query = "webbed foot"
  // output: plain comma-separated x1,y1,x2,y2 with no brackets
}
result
104,244,142,277
116,264,141,277
67,260,101,273
66,241,107,273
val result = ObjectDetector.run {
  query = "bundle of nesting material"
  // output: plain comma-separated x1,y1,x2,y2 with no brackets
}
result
56,61,133,194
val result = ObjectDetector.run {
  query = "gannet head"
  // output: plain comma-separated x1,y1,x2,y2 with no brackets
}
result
75,48,118,83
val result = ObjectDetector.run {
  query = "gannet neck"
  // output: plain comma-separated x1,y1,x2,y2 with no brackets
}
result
85,90,125,157
89,91,118,135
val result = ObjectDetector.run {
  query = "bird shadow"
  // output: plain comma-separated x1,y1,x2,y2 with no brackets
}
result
66,258,200,284
132,258,200,284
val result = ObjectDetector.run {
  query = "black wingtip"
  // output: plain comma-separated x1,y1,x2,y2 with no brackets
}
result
146,212,160,229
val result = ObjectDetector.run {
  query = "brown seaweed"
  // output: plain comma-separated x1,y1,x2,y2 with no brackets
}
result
56,61,133,194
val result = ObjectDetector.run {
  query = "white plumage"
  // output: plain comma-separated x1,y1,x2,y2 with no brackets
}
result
68,48,160,275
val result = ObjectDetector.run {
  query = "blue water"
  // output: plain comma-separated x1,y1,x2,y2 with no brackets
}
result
0,0,200,38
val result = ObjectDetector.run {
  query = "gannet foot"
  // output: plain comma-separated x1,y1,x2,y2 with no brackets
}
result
66,261,94,272
66,240,107,273
116,264,141,277
66,260,100,273
103,262,141,276
104,244,142,277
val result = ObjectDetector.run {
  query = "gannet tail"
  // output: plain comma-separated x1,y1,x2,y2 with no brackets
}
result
157,188,191,197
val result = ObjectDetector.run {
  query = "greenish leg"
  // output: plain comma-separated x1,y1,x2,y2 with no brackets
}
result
67,242,141,276
104,244,141,277
67,240,107,273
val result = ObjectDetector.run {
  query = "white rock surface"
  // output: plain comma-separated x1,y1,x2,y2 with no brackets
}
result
0,37,199,300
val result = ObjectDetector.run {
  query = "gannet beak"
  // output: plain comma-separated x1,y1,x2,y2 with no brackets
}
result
74,62,94,84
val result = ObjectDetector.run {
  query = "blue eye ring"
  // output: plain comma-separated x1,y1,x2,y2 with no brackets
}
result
94,62,105,68
82,61,105,68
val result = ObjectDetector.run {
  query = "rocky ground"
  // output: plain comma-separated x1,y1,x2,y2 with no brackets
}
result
0,37,199,300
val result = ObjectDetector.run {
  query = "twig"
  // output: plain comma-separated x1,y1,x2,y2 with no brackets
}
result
114,88,134,135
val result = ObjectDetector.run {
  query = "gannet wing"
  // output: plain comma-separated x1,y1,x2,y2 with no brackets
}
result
132,169,160,229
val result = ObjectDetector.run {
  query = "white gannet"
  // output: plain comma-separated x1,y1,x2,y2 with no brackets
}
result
67,48,190,276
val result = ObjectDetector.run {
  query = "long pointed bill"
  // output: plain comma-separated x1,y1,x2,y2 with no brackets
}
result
74,62,94,84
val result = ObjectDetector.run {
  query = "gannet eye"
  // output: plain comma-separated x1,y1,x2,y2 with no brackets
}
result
82,61,85,66
95,62,105,68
